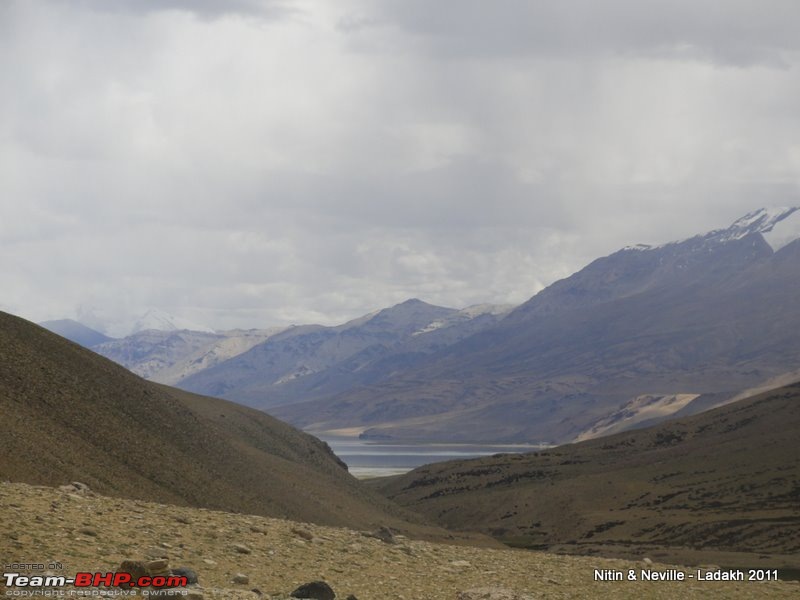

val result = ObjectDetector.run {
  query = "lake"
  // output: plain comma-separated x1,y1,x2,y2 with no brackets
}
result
317,435,549,479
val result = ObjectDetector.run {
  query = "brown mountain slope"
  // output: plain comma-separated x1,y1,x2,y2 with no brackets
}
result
369,383,800,569
0,311,482,542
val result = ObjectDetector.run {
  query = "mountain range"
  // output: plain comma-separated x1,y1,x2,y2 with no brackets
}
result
272,207,800,442
40,207,800,446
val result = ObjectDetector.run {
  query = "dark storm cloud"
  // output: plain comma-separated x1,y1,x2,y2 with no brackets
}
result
365,0,800,65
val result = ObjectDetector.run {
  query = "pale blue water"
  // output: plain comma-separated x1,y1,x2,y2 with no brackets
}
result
317,436,548,479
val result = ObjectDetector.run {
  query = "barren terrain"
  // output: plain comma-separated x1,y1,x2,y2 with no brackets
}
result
2,482,797,599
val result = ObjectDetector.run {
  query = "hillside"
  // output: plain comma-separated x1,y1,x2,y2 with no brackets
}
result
2,482,797,599
275,208,800,443
369,383,800,570
0,310,472,541
178,299,510,407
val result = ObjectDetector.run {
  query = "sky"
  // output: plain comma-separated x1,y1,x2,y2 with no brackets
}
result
2,0,800,333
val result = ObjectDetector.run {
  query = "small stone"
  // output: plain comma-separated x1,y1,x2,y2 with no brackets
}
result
233,543,252,554
643,557,653,565
202,559,216,566
450,560,472,568
290,580,335,600
292,527,314,541
59,481,91,495
171,566,199,585
118,560,149,582
146,559,170,573
366,526,396,544
78,527,97,537
232,573,249,585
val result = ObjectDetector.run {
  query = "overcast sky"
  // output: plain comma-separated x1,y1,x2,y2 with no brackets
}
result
2,0,799,332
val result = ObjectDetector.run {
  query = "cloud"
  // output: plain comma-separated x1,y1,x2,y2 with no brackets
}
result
361,0,800,66
72,0,297,21
1,1,799,330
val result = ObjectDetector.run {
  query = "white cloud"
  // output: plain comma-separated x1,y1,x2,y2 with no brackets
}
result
1,0,799,330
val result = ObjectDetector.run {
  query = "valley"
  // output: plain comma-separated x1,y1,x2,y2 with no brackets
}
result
15,207,800,594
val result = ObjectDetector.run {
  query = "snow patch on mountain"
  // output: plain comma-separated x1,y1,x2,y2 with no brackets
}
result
716,206,799,245
412,303,513,336
622,207,800,253
761,208,800,251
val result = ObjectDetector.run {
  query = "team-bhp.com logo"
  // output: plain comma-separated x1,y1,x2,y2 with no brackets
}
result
4,572,188,588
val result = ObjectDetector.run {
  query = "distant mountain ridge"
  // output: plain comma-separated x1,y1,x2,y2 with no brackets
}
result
40,207,800,446
177,299,512,408
93,327,284,385
273,207,800,443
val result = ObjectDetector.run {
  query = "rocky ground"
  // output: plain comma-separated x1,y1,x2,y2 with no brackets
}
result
1,482,796,599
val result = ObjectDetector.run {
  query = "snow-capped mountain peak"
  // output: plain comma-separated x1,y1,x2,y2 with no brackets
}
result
718,207,799,247
624,207,800,254
759,207,800,252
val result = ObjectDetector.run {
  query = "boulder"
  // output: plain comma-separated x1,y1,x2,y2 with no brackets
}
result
290,580,336,599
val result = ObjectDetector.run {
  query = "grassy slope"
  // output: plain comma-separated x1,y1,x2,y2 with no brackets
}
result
0,311,486,543
370,383,800,568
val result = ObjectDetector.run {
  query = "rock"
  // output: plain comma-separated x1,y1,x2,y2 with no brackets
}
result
290,580,336,599
643,557,653,565
59,482,91,495
78,527,97,537
365,526,396,544
345,596,358,600
233,543,252,554
457,589,534,600
292,527,314,541
450,560,472,568
171,566,199,585
118,560,149,582
146,558,171,577
232,573,250,585
146,559,170,572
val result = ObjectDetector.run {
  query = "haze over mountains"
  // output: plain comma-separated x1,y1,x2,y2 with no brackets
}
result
41,207,800,446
